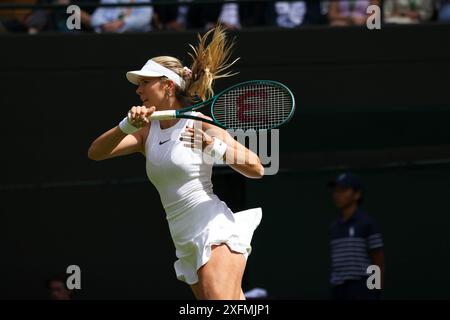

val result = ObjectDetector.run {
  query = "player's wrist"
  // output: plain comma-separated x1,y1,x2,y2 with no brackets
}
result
206,137,227,161
118,114,139,134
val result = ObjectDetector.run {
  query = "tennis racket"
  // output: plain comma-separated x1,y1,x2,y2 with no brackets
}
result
147,80,295,130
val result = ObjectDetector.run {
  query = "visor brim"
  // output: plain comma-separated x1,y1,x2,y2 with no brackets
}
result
126,70,164,85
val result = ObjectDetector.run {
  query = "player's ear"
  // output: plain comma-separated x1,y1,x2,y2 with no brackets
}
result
165,79,174,90
166,80,176,96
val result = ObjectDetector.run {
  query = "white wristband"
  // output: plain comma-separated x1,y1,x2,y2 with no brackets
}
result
209,137,227,160
118,115,139,135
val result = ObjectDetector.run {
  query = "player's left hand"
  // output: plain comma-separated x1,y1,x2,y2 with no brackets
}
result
180,126,214,151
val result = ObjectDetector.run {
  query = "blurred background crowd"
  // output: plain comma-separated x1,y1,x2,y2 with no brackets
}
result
0,0,449,34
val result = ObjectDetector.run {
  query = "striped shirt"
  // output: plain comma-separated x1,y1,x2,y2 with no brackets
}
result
329,209,384,286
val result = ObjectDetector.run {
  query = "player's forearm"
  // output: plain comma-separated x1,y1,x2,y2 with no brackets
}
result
225,145,264,179
88,126,128,161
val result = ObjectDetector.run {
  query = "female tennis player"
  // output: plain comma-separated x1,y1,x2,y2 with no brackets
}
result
88,25,263,300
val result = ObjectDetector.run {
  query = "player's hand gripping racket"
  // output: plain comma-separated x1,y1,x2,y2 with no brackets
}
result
148,80,295,130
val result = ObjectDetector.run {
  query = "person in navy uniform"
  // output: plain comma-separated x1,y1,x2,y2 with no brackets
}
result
328,172,385,300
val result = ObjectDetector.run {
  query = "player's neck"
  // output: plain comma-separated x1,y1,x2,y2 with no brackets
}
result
158,98,183,130
158,97,182,111
340,204,358,221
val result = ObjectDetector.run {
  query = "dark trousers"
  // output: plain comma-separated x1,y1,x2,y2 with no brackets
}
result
332,279,382,300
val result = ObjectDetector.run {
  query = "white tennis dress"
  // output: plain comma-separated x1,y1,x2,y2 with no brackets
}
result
144,111,262,285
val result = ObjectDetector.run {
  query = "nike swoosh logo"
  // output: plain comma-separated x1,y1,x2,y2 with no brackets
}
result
159,139,171,145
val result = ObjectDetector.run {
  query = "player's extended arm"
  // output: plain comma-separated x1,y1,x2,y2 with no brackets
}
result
88,106,154,160
181,113,264,178
88,126,145,160
198,114,264,179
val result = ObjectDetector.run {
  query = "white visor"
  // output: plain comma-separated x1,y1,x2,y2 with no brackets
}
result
126,59,185,88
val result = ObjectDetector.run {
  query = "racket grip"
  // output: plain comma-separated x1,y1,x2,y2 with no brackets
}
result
148,110,177,121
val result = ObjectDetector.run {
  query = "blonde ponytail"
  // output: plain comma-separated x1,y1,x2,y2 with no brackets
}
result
186,23,240,101
149,24,239,105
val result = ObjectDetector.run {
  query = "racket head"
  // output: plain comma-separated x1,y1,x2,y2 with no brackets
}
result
210,80,295,131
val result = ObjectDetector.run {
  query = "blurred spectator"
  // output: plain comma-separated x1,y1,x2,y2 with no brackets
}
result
186,0,271,30
26,0,57,33
437,0,450,21
131,0,327,31
273,1,307,28
46,274,73,300
328,172,385,300
265,0,328,28
384,0,434,24
69,0,97,31
221,1,277,29
91,0,152,33
25,0,95,34
153,0,190,31
328,0,380,26
216,1,240,29
202,0,241,30
0,0,36,32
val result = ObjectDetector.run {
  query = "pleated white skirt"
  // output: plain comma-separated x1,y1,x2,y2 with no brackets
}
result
166,194,262,285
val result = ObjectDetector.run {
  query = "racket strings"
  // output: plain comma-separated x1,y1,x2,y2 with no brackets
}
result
213,83,293,130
